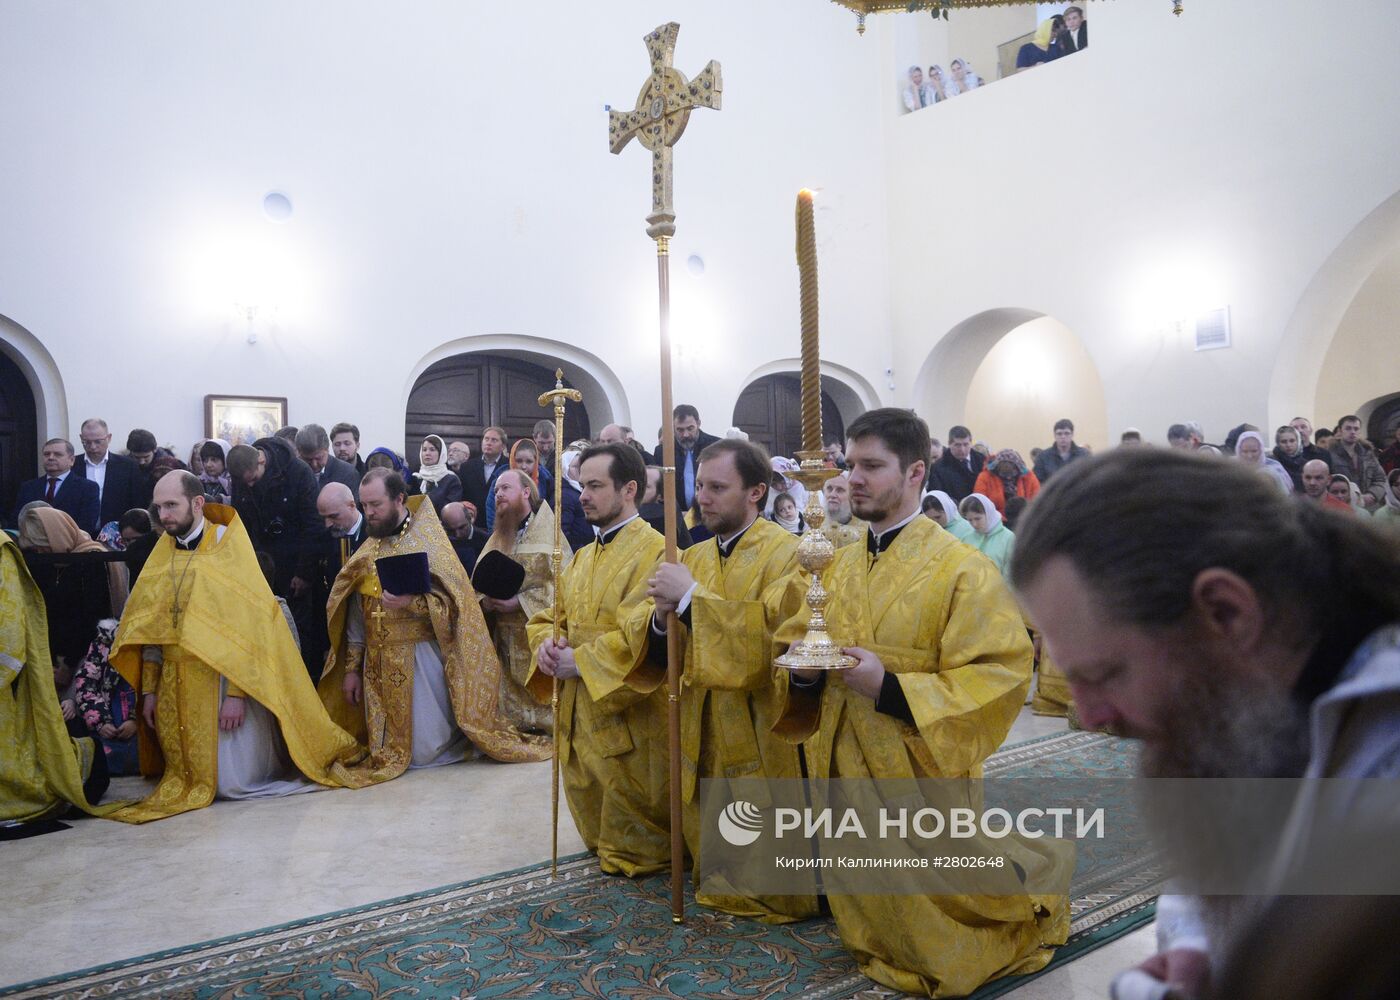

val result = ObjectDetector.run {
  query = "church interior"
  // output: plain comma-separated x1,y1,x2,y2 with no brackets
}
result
4,0,1400,997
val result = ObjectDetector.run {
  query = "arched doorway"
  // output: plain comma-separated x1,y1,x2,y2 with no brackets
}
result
405,353,592,464
0,349,38,521
914,310,1109,455
732,375,845,459
1364,393,1400,449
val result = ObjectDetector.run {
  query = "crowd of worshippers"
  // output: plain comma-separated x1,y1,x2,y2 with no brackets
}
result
7,400,1400,999
901,5,1087,113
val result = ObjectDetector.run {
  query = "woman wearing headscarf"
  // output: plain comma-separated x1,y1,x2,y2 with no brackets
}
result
957,493,1016,576
921,489,977,543
411,434,463,515
365,446,409,477
1329,474,1371,516
1272,425,1329,491
521,439,593,551
18,507,130,665
1016,17,1061,70
1371,470,1400,531
766,456,809,515
973,448,1041,514
1235,430,1294,493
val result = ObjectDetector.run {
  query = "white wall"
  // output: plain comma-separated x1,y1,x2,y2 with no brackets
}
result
1314,243,1400,431
0,0,891,458
888,0,1400,445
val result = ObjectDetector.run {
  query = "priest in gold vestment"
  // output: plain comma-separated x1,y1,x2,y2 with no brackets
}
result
525,444,669,876
1,532,113,823
475,469,567,736
626,438,815,922
776,410,1070,998
319,469,549,787
109,473,362,823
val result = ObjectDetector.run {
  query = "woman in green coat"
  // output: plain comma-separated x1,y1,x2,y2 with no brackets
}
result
958,492,1016,576
921,490,977,543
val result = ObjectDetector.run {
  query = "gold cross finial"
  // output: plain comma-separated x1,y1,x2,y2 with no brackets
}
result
608,22,722,241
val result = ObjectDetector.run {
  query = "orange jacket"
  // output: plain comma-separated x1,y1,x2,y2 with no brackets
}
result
972,469,1041,514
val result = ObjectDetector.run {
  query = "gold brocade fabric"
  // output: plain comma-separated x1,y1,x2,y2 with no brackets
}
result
479,503,568,736
318,497,549,787
107,505,362,823
623,516,815,923
524,518,669,877
773,515,1071,998
820,516,866,550
0,534,116,822
1031,644,1073,718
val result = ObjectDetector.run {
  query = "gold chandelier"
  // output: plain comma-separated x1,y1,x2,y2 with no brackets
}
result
830,1,1182,36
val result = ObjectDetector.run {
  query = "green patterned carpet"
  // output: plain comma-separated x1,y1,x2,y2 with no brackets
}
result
3,732,1161,1000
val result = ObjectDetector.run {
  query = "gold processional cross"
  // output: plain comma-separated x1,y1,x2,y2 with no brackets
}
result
608,22,721,240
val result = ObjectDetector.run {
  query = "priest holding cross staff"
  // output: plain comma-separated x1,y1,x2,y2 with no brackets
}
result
600,20,721,924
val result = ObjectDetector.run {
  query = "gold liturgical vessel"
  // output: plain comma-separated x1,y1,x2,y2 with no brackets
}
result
774,189,857,673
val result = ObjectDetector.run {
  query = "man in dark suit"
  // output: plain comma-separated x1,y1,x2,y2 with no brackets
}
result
1060,5,1087,52
15,438,101,533
924,424,984,503
72,417,151,527
652,404,721,517
317,481,367,577
459,426,510,518
441,500,486,575
296,423,361,501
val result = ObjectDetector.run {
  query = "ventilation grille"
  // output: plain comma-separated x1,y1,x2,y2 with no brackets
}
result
1194,307,1232,351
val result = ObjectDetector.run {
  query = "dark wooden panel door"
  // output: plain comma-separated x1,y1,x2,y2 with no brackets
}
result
405,354,591,466
0,351,38,525
731,374,845,460
1367,395,1400,449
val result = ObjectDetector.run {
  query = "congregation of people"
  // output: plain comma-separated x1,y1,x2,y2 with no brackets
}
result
6,393,1400,999
902,5,1087,114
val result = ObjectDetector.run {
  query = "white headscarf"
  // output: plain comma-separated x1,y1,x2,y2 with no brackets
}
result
1384,470,1400,512
1236,431,1294,493
767,457,808,512
924,489,959,523
964,493,1002,533
558,446,584,493
415,434,453,486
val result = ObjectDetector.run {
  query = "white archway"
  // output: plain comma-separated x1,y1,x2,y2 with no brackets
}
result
403,335,631,443
735,359,882,433
0,313,68,446
912,309,1109,453
1270,187,1400,429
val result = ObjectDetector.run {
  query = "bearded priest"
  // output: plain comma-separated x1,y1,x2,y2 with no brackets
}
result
626,437,816,922
525,443,668,876
775,409,1071,998
319,468,549,787
108,472,362,823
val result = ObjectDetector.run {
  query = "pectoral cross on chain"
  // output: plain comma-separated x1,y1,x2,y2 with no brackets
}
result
369,602,388,645
608,22,722,240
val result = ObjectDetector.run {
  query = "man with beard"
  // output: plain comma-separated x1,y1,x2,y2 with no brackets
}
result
108,472,360,822
819,471,865,549
525,444,668,876
319,469,548,786
775,408,1070,997
1011,449,1400,1000
626,438,815,922
475,470,566,735
440,500,485,573
330,423,367,478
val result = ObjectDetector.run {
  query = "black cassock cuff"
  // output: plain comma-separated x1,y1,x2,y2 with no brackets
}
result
875,672,916,725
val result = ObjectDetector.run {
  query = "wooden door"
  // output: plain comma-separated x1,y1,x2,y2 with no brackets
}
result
405,354,591,467
731,374,845,460
0,351,37,525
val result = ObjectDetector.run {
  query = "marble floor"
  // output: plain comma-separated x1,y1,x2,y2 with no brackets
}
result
2,707,1153,997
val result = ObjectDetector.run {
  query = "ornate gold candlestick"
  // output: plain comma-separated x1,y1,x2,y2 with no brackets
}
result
775,189,856,673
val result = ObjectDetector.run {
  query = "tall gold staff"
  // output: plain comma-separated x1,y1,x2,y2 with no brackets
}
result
538,369,582,880
608,21,722,924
